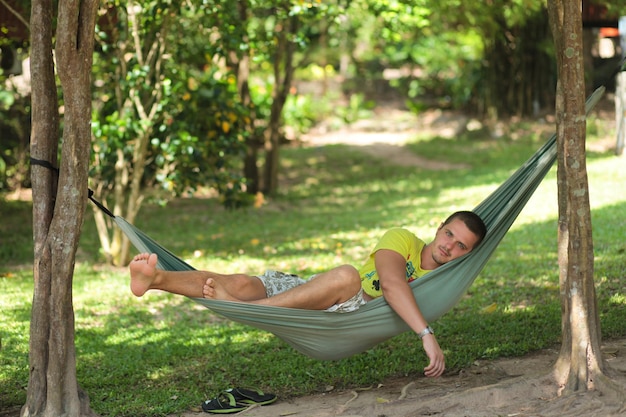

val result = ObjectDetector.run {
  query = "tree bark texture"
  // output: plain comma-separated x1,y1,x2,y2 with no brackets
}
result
24,0,99,415
263,14,297,196
231,0,262,195
26,0,60,412
547,0,604,395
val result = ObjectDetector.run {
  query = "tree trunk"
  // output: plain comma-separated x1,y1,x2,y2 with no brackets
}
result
616,71,626,156
24,0,99,415
232,0,261,194
263,14,297,196
26,0,60,412
547,0,605,395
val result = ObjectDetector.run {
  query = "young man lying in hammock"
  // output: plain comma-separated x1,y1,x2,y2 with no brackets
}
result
129,210,486,378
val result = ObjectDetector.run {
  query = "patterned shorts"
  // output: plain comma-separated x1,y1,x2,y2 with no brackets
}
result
256,270,367,313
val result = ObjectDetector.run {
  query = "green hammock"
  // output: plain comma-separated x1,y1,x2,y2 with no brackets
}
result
102,87,605,361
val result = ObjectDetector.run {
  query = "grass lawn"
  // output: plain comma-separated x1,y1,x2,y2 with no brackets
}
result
1,117,625,416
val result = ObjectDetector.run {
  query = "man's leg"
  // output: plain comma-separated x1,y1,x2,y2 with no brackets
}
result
203,264,362,310
129,253,267,300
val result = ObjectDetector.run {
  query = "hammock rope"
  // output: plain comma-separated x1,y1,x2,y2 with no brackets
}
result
94,86,605,360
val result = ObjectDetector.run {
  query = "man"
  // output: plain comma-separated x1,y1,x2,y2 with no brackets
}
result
129,210,486,377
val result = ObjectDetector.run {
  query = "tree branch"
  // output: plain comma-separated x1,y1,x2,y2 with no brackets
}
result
0,0,30,31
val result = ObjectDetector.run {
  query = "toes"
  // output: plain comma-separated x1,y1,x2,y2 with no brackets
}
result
202,279,216,298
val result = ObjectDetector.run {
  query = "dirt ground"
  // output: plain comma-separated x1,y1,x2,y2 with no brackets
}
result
298,106,474,169
179,338,626,417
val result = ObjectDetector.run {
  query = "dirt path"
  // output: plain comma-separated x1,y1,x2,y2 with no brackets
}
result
299,107,472,170
178,337,626,417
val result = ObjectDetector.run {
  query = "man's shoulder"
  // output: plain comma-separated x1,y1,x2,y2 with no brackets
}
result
375,228,426,256
380,227,423,244
384,227,418,238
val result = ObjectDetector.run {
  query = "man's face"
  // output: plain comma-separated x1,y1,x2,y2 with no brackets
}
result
430,218,480,266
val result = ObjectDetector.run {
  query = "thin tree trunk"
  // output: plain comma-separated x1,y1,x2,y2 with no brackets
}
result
547,0,604,395
233,0,261,194
263,14,297,196
26,0,59,411
24,0,99,415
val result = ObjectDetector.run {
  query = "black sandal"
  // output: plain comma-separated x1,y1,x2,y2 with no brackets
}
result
201,392,248,414
226,387,277,406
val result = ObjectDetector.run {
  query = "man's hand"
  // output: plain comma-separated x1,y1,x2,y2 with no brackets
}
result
421,334,445,377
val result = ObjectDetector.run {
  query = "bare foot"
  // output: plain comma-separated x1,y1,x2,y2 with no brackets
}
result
129,253,158,297
203,277,240,302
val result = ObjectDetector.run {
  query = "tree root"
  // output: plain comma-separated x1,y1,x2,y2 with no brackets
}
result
518,370,626,417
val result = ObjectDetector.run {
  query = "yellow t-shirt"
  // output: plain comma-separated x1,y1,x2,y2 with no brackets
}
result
358,227,431,298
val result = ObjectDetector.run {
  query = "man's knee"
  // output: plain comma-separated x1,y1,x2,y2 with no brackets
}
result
230,273,267,299
333,264,361,286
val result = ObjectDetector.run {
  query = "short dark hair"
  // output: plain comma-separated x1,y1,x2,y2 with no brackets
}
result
443,211,487,247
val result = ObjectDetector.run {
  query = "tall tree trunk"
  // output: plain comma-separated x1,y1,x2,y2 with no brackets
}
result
26,0,60,412
547,0,605,395
233,0,261,194
24,0,99,415
263,14,297,196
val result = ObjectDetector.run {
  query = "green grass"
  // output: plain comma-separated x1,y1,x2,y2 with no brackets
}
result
1,123,625,416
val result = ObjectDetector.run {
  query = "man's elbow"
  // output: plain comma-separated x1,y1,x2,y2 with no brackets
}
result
380,281,404,299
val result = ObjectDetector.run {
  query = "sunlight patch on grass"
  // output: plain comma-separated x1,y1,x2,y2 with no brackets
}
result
514,182,559,226
587,157,626,208
147,367,174,381
608,293,626,305
432,182,501,211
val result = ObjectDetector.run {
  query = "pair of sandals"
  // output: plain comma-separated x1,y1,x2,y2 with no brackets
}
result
202,387,277,414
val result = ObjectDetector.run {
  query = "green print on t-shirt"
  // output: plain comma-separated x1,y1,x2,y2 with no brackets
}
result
406,260,416,282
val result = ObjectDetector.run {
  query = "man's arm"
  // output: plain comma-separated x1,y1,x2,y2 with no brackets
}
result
374,249,445,377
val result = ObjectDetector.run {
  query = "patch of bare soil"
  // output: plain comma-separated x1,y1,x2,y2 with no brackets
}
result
299,107,472,170
175,338,626,417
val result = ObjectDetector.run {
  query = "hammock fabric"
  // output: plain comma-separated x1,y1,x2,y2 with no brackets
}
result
99,87,605,361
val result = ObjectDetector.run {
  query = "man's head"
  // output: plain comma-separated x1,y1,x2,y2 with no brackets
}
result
442,211,487,248
428,211,487,267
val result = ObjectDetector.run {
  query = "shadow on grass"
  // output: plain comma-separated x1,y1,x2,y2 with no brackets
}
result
0,199,33,267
